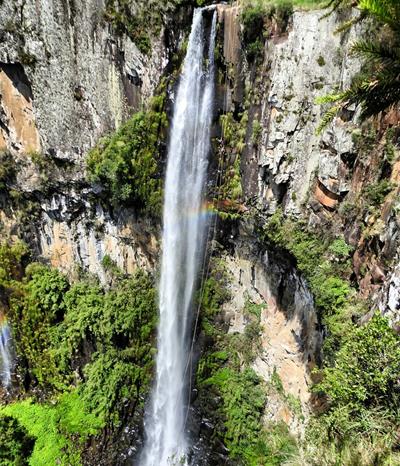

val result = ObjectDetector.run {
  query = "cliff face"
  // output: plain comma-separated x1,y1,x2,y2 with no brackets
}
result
1,1,400,464
0,0,165,159
256,10,361,213
0,0,172,278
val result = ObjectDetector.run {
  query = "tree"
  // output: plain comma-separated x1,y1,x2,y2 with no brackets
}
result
318,0,400,131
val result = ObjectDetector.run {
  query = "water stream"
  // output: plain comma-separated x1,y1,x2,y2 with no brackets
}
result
0,314,12,389
141,8,217,466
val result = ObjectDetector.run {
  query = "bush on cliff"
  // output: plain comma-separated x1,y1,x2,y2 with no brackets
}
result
86,96,166,215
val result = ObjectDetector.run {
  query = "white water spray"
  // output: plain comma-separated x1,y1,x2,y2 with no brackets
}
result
0,318,13,388
141,8,217,466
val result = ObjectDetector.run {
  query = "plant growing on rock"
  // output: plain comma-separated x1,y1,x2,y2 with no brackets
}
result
308,313,400,464
318,0,400,131
86,96,166,215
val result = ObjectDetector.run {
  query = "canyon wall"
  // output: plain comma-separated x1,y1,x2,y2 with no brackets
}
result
1,2,400,461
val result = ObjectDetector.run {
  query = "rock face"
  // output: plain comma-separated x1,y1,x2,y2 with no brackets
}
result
0,64,41,154
254,10,361,214
0,0,167,162
220,227,320,434
2,2,400,460
0,0,170,279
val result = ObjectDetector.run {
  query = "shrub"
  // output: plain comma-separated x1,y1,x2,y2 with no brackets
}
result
54,270,157,423
1,392,102,466
241,2,266,47
0,241,28,287
0,245,158,461
0,415,34,466
308,314,400,463
8,264,69,388
315,313,400,408
203,367,298,465
0,151,17,191
86,98,166,214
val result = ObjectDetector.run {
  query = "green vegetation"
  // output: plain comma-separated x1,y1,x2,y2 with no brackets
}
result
240,0,299,60
263,211,362,361
215,112,247,218
363,179,393,206
318,0,400,131
205,367,298,465
262,211,400,463
86,95,166,214
104,0,178,55
0,242,157,463
308,313,400,464
196,257,298,465
1,392,102,466
0,415,34,466
103,0,209,55
241,1,268,60
0,151,16,191
316,313,400,408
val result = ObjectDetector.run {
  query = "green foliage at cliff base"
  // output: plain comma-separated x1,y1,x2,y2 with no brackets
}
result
0,415,34,466
0,242,157,464
1,392,102,466
263,211,400,463
307,314,400,464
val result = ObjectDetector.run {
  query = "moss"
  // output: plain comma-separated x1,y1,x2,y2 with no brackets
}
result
1,392,102,466
317,55,326,66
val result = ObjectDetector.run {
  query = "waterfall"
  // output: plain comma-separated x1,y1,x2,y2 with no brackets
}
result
0,315,12,388
141,8,217,466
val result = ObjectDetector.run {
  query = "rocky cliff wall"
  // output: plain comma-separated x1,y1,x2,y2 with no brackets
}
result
0,0,166,160
1,3,400,460
0,0,173,278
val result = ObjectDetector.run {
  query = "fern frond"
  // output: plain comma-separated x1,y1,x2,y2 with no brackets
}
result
351,39,400,65
315,93,346,105
317,104,343,134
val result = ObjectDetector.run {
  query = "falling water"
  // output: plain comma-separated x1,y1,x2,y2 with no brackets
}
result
141,8,217,466
0,314,12,388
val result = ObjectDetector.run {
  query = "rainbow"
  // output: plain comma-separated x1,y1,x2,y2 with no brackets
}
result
0,312,8,329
